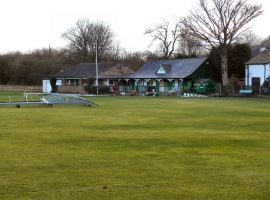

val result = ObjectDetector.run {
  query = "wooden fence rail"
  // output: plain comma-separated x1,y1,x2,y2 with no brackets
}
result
0,85,42,92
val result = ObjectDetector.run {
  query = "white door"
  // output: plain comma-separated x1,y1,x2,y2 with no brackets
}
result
43,80,52,93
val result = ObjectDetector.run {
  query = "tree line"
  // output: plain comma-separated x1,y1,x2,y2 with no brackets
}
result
0,0,269,86
0,47,149,85
0,49,67,85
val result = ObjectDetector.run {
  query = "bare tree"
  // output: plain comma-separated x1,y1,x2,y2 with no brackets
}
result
261,35,270,47
145,19,181,58
62,19,89,62
120,51,145,70
178,35,206,56
235,30,262,46
88,21,115,62
62,19,116,62
180,0,263,85
101,43,122,62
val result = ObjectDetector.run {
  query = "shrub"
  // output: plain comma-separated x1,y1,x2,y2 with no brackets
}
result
84,85,110,94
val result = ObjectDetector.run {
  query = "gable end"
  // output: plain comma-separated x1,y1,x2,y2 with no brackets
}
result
156,65,166,74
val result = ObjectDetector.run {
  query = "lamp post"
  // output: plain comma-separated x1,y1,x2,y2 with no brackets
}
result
95,40,99,95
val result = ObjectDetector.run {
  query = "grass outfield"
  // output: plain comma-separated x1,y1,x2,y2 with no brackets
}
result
0,95,270,199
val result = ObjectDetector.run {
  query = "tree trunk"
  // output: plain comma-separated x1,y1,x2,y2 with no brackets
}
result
220,48,229,85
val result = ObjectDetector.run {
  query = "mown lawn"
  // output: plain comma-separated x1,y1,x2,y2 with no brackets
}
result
0,94,269,199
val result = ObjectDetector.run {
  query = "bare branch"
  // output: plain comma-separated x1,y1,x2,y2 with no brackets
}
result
62,19,116,62
145,19,181,58
179,0,263,85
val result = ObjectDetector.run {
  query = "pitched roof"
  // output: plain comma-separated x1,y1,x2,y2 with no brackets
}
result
129,57,208,79
99,65,135,79
246,49,270,65
54,63,133,79
251,45,270,57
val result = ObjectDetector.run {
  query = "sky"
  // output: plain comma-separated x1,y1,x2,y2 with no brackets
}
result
0,0,269,53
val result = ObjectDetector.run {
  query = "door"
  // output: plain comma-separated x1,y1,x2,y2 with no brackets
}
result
159,80,165,92
252,77,260,94
43,80,52,93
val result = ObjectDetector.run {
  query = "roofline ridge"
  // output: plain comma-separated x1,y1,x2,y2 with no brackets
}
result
147,57,208,62
77,62,118,65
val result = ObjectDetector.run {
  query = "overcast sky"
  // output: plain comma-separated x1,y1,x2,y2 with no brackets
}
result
0,0,269,53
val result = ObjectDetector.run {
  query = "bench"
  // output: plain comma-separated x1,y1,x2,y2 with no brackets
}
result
129,90,137,96
145,92,157,96
166,90,176,96
239,89,252,96
124,90,137,96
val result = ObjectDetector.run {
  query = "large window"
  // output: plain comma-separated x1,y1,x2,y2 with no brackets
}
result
65,79,79,86
56,80,62,86
70,79,79,86
65,79,71,86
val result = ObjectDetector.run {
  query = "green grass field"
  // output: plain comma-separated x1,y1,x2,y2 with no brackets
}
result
0,93,270,199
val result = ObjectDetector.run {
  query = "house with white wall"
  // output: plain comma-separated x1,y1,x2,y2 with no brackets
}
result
245,49,270,87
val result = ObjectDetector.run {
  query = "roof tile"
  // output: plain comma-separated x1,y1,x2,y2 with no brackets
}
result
246,50,270,65
129,58,207,79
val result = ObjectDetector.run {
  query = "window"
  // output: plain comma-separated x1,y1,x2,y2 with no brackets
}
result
65,79,71,86
56,80,62,86
70,79,79,86
147,80,153,86
157,65,166,74
81,79,88,86
65,79,79,86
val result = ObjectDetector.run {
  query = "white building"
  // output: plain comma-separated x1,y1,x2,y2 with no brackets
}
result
245,49,270,87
